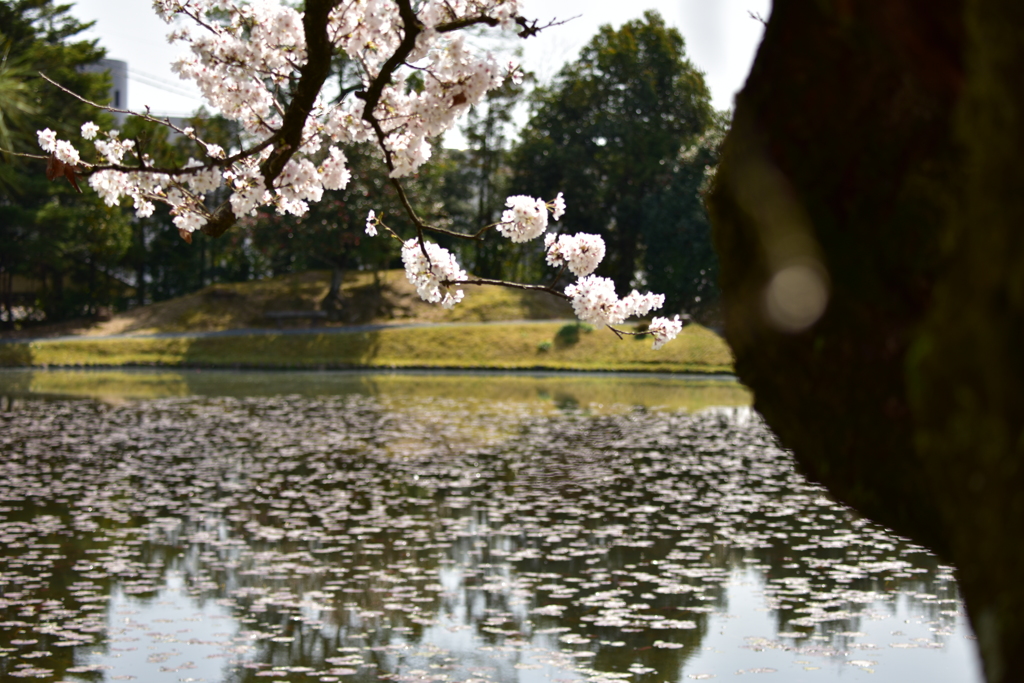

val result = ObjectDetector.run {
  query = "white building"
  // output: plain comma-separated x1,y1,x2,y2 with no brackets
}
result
80,58,129,124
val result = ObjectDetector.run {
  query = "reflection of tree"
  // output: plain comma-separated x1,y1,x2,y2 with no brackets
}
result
0,389,965,683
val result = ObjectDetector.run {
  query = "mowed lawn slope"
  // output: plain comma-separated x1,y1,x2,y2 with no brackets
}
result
1,269,574,339
0,272,734,373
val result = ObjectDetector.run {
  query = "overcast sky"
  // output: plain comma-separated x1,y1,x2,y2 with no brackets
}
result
68,0,770,120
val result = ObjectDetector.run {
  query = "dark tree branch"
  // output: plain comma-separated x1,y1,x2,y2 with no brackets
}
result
256,0,337,193
354,1,561,247
202,0,339,236
39,2,562,248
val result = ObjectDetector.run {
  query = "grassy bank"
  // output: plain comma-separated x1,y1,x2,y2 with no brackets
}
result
0,322,734,374
0,270,574,340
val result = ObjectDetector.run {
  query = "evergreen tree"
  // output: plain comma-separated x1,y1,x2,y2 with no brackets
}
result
641,114,728,322
511,10,713,294
0,0,130,324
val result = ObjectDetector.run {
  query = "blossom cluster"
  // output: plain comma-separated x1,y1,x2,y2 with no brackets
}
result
401,239,467,310
565,276,664,327
545,232,605,277
38,128,80,166
648,315,684,350
563,274,681,347
40,0,523,232
498,195,548,243
373,191,683,349
36,1,685,349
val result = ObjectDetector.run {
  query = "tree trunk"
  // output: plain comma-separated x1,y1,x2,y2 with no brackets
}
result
321,266,345,321
50,267,64,321
1,265,12,329
136,220,147,307
708,1,1024,681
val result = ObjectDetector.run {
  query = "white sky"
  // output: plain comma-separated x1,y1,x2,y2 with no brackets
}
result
68,0,769,121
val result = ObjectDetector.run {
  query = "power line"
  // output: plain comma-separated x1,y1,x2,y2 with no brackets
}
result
127,68,204,101
128,66,196,92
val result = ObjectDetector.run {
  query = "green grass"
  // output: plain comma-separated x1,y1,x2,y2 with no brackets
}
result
0,322,734,374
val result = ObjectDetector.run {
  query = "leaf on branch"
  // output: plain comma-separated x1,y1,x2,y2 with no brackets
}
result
178,229,193,244
451,92,467,107
44,153,82,193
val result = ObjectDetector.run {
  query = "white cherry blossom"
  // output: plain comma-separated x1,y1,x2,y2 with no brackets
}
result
401,239,467,309
498,195,549,243
551,191,566,221
564,276,666,328
37,128,57,153
545,232,605,277
54,140,81,165
320,148,351,191
33,0,684,348
648,315,684,350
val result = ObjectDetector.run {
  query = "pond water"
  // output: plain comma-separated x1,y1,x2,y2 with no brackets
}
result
0,369,983,683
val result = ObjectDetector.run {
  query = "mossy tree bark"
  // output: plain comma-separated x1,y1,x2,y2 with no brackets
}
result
708,1,1024,681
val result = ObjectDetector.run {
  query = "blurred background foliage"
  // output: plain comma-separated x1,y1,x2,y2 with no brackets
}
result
0,2,725,330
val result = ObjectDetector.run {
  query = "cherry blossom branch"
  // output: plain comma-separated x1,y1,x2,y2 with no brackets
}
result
606,326,639,340
27,1,686,349
200,0,339,238
436,14,576,37
353,0,552,245
607,314,692,339
174,3,222,35
33,1,571,237
357,0,421,121
38,73,277,177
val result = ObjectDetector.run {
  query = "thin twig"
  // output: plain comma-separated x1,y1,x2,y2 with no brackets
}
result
176,4,223,35
449,277,570,299
0,148,48,160
38,72,279,177
547,263,567,289
469,221,502,239
40,73,196,138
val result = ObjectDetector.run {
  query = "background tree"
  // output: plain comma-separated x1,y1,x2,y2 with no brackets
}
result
115,112,256,306
512,10,713,294
241,139,441,317
0,0,130,324
640,114,727,322
441,76,531,282
12,1,687,350
0,33,38,191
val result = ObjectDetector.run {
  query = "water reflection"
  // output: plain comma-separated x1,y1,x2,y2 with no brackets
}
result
0,369,981,682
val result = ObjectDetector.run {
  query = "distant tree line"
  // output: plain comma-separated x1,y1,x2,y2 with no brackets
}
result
0,3,723,328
